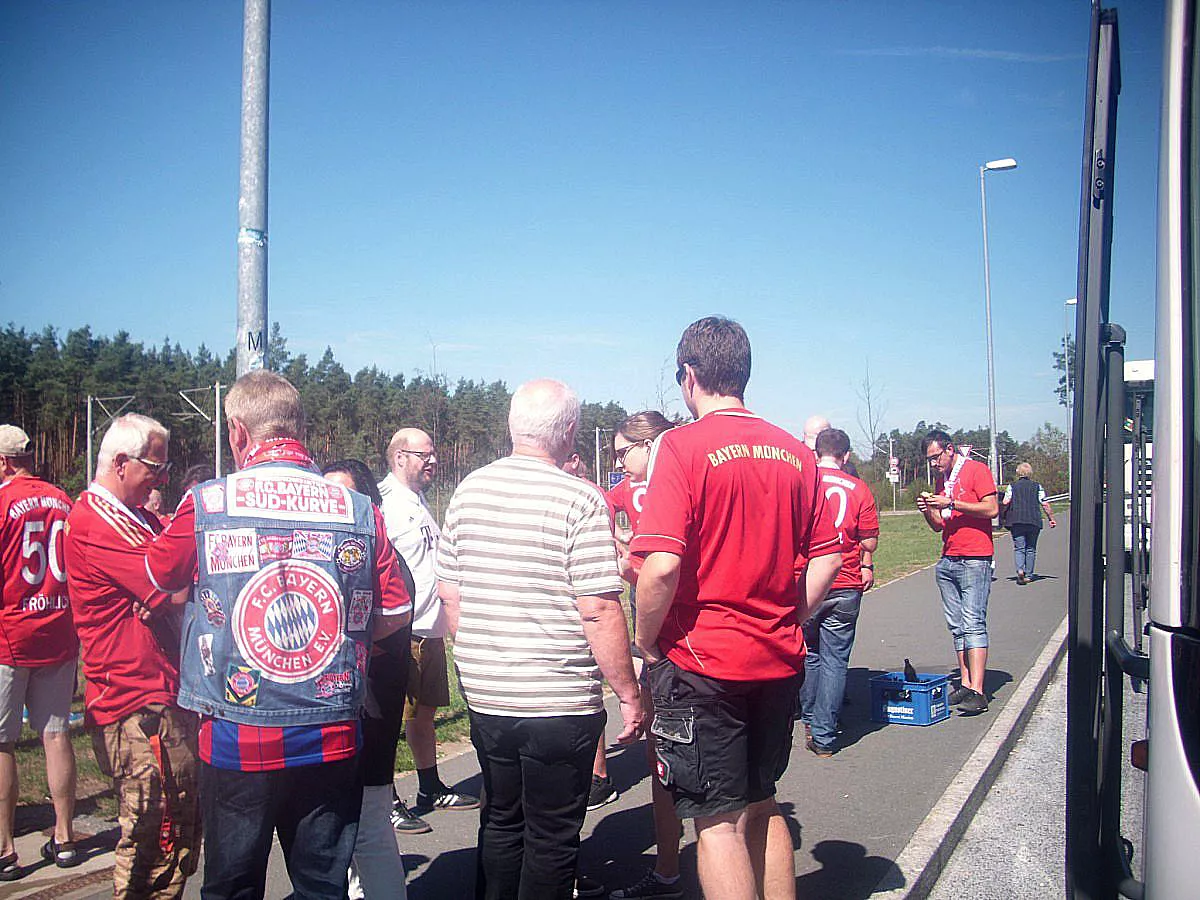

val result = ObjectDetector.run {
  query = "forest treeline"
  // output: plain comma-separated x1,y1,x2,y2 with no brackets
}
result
1,323,1069,507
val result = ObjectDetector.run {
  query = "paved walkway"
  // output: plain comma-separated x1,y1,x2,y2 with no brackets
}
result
3,517,1070,900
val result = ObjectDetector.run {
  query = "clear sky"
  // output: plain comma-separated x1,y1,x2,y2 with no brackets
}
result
0,1,1163,449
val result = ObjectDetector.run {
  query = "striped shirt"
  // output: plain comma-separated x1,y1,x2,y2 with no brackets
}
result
436,455,622,717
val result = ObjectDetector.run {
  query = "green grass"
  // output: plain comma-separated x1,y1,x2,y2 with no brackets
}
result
394,643,471,773
872,511,947,585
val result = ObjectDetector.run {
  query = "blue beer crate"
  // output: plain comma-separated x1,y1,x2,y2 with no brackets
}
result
869,672,951,726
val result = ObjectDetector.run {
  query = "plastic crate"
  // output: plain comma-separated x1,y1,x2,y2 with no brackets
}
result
869,672,951,726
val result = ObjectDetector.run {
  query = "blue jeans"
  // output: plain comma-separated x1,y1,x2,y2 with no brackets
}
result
934,556,991,652
469,710,605,900
198,756,362,900
798,589,862,751
1010,525,1041,576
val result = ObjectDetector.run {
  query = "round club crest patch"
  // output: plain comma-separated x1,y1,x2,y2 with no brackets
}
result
232,560,345,684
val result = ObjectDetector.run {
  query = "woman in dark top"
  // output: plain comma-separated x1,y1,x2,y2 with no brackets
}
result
323,459,412,899
1001,462,1057,584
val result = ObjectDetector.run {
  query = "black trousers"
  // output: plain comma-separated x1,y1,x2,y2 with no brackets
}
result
468,709,606,900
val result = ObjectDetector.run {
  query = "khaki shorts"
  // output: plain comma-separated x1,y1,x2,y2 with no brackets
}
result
403,636,450,719
0,657,76,742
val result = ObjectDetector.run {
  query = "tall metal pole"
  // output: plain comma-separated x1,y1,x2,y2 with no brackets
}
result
235,0,271,377
1065,297,1078,493
980,165,1000,485
86,396,93,485
214,381,223,477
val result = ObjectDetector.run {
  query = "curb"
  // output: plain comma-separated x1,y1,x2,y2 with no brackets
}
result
870,612,1069,900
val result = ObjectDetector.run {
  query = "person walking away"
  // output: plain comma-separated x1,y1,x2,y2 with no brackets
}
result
799,428,879,758
633,317,842,900
916,429,998,715
1001,462,1056,584
0,426,79,881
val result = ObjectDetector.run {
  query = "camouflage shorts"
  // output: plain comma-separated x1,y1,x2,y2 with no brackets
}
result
90,705,202,900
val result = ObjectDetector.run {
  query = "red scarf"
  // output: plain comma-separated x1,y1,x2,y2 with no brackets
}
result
242,438,315,470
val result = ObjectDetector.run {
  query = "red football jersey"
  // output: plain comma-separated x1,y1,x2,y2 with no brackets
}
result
818,464,880,591
0,476,77,666
607,477,649,535
935,457,997,557
631,408,842,681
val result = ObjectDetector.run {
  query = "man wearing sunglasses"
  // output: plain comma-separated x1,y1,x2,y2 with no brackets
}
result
64,413,200,897
916,429,999,715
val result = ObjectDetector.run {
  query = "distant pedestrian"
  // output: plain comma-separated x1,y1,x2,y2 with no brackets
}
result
437,379,644,900
1001,462,1057,584
799,428,879,758
63,413,200,899
916,429,998,715
633,317,842,900
0,426,79,882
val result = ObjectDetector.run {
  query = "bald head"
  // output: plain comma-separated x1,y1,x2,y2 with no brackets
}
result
803,415,831,450
387,427,437,493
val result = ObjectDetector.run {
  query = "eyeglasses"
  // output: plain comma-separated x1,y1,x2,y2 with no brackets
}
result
924,447,948,463
131,456,172,476
614,441,648,464
399,449,436,464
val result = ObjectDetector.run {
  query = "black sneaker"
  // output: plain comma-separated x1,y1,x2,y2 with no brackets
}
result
574,874,606,898
415,787,481,812
948,685,973,705
805,738,834,759
957,690,989,714
609,869,684,899
586,774,619,810
391,800,432,834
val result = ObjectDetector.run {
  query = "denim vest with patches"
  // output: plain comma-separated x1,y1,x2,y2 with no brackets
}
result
178,462,377,727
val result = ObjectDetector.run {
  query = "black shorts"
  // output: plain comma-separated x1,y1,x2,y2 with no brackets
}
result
646,657,802,820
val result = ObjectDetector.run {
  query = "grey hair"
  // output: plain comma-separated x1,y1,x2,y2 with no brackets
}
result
508,379,580,456
96,414,170,477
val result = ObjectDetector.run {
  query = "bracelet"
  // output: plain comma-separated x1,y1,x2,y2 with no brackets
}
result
862,564,874,570
949,500,956,511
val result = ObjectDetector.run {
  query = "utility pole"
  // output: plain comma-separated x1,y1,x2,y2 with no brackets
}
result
235,0,271,377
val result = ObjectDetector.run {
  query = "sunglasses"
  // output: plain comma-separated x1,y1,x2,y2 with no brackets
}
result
131,456,173,476
614,441,648,464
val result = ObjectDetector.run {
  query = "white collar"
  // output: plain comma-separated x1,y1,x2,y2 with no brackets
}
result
87,482,156,534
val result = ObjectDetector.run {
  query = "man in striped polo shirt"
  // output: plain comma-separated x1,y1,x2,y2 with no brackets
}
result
436,379,644,900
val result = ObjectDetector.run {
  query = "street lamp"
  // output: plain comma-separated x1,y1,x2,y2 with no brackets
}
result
1065,297,1078,492
979,157,1019,484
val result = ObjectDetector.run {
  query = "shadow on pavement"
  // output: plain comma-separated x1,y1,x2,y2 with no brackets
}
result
795,838,903,898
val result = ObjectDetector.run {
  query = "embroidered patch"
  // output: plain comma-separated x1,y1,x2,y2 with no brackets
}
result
225,666,260,706
257,533,293,562
198,588,226,628
335,538,367,574
232,560,345,684
200,483,226,514
291,530,335,562
204,529,260,575
198,634,216,677
654,749,671,787
227,471,354,524
355,641,369,676
347,589,372,632
314,670,354,699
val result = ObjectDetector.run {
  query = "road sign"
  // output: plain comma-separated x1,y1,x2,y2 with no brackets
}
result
887,472,900,483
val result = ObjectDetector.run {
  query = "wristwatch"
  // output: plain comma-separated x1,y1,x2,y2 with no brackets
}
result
949,500,956,512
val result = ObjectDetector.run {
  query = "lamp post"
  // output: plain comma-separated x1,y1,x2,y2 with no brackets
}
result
1065,297,1078,492
979,157,1018,484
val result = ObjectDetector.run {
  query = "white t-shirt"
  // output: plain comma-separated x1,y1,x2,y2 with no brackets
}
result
378,472,446,639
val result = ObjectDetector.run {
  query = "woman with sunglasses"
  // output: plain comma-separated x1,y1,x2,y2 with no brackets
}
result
607,412,685,900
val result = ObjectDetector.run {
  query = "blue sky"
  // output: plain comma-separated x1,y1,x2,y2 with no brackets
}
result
1,1,1163,449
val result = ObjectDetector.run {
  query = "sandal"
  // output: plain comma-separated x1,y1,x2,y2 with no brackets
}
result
0,851,22,881
41,837,81,869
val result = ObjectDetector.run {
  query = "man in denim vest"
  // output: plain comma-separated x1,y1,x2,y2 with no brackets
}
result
147,371,412,900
